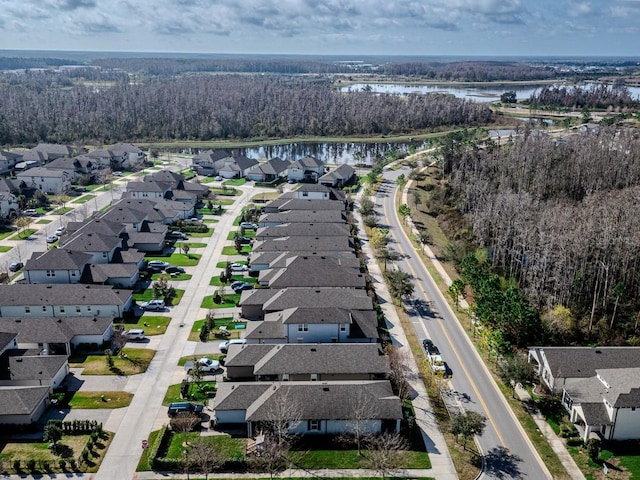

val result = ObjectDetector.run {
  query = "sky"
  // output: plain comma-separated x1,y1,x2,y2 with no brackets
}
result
0,0,639,57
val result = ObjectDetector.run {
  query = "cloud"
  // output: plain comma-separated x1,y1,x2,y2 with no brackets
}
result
56,0,97,10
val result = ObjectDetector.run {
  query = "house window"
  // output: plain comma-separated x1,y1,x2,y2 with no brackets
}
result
71,272,76,277
298,324,308,332
25,306,31,314
60,306,65,313
102,252,108,258
308,420,320,431
46,270,55,277
340,324,347,332
302,191,308,197
42,306,47,312
76,306,81,313
87,306,92,312
310,374,318,381
282,374,289,381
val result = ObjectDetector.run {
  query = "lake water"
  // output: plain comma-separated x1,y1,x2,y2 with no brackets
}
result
340,82,640,102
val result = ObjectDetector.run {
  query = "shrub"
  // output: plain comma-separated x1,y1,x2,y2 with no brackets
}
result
586,438,601,460
12,459,20,472
68,458,77,470
41,460,49,472
567,437,583,447
58,459,67,470
26,459,36,471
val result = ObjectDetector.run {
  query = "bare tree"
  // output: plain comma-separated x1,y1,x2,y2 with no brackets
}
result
170,412,202,433
247,433,289,480
386,346,412,401
362,432,408,478
345,389,380,456
261,385,304,446
189,438,228,480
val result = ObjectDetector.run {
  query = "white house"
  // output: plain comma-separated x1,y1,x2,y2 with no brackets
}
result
0,284,133,318
24,249,92,284
287,156,325,183
16,167,71,194
0,192,18,219
529,346,640,441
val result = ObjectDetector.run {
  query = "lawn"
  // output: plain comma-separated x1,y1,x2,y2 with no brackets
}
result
210,186,241,196
144,253,201,266
222,245,251,255
133,289,185,306
68,348,156,375
0,246,11,253
116,315,171,336
9,228,37,240
71,194,96,204
227,229,256,240
165,432,245,462
202,218,219,224
0,431,112,474
136,429,160,471
68,391,133,408
0,229,16,240
163,381,216,405
223,178,246,186
174,241,207,249
201,293,241,309
187,229,214,238
35,219,52,224
216,260,247,268
149,271,192,282
52,207,73,215
251,191,281,202
209,275,256,286
295,447,430,469
189,318,245,341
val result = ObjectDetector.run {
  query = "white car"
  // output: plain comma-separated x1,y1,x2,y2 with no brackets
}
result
239,222,258,230
185,357,220,373
46,235,59,243
429,354,446,374
229,263,249,272
124,329,146,341
113,171,124,177
140,299,165,311
147,260,170,270
219,339,246,353
55,226,65,236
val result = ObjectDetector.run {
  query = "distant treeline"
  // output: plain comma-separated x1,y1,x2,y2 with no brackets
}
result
528,84,637,109
0,72,492,145
439,128,640,346
0,57,80,71
381,61,558,82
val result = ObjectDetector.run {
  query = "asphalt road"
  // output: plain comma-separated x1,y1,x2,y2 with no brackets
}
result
376,166,552,480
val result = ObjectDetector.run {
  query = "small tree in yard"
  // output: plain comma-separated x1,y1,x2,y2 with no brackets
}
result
234,234,243,254
362,432,408,478
359,197,375,216
170,412,202,432
247,433,289,480
497,354,536,398
386,345,412,401
450,411,486,450
384,268,415,301
346,389,379,455
190,438,228,480
181,243,191,257
44,422,64,452
15,216,33,237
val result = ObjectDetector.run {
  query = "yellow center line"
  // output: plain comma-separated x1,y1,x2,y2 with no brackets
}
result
381,190,509,450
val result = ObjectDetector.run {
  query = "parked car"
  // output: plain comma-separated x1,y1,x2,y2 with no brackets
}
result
422,338,434,350
46,235,58,243
214,176,223,181
237,236,253,245
9,262,24,272
167,402,204,417
73,186,88,193
147,260,170,270
425,343,440,356
219,338,246,353
229,263,248,272
239,222,258,230
167,231,189,240
231,281,253,292
165,266,186,274
22,209,38,216
113,171,124,177
124,329,145,341
428,354,446,374
55,226,65,236
184,357,220,374
140,299,166,311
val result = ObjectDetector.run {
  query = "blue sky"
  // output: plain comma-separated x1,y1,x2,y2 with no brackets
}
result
1,0,639,57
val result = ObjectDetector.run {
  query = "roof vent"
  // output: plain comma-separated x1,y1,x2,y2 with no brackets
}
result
596,350,602,354
310,348,316,352
323,387,330,392
46,285,52,289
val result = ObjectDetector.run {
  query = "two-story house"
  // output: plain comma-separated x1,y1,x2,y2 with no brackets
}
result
16,167,71,194
287,156,325,182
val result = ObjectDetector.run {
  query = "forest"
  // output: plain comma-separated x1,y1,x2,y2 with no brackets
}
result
0,71,491,145
528,84,637,109
436,127,640,347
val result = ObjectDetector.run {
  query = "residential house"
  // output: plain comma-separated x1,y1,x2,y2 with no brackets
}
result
0,386,50,425
225,343,389,381
246,157,291,182
16,167,71,194
255,223,351,240
24,249,92,284
258,210,346,227
258,256,364,289
0,284,133,318
251,236,354,255
292,184,332,200
287,156,325,183
239,288,373,319
60,232,122,264
212,380,402,436
0,151,23,175
23,144,80,163
319,164,356,188
45,156,97,183
192,149,231,176
529,346,640,441
104,143,146,168
242,306,378,344
144,170,210,199
215,155,259,179
249,251,360,273
0,192,18,219
0,316,114,356
0,353,68,388
262,198,345,214
126,181,170,200
81,263,139,288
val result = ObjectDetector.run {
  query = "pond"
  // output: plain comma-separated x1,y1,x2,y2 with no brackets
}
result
340,82,640,102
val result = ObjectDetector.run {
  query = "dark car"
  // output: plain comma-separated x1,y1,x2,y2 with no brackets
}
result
237,236,253,245
9,262,24,272
165,266,186,274
232,281,254,292
426,343,440,356
422,338,434,350
167,402,204,417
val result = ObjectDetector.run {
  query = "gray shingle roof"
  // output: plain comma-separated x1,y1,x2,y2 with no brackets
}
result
533,346,640,378
251,343,388,376
0,332,17,351
0,386,49,416
7,355,67,382
24,249,92,271
319,163,355,183
263,257,365,289
256,223,350,238
252,236,352,253
212,383,271,411
277,199,345,212
61,232,121,253
259,210,345,224
0,284,130,308
0,316,113,342
82,263,138,283
245,380,401,422
225,344,276,367
262,288,373,313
